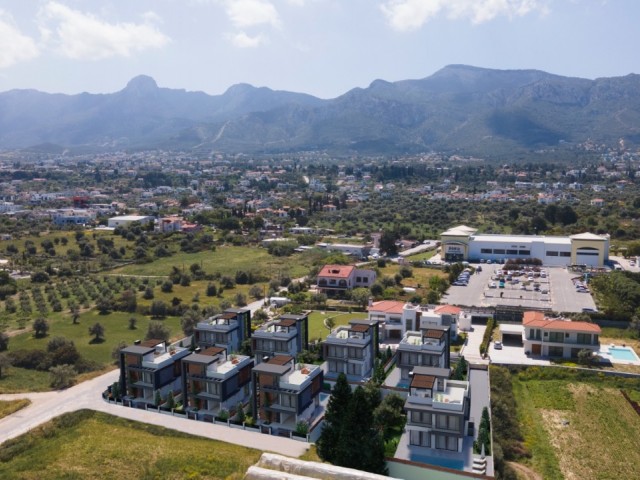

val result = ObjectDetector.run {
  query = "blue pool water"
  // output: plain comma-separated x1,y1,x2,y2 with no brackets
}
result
409,454,465,470
609,347,639,362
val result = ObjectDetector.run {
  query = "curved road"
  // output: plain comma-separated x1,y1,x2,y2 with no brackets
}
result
0,368,309,457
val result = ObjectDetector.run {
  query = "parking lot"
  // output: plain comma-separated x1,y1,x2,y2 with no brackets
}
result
443,263,598,313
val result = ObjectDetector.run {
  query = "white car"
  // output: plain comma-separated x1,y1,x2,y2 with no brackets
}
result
489,282,497,288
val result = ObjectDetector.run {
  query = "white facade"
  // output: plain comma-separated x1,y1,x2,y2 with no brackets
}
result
468,234,572,266
442,225,609,267
108,215,154,228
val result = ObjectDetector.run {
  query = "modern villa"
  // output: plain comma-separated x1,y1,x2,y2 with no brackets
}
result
251,355,323,434
404,367,471,453
397,327,451,382
194,307,252,354
252,313,309,363
181,346,253,417
322,319,379,381
119,339,190,405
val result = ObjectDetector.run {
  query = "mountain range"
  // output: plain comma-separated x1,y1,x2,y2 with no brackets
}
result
1,65,639,155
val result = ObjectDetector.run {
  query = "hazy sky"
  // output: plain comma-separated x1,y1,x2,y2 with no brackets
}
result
0,0,637,98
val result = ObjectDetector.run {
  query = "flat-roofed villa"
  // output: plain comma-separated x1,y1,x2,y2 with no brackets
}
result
194,307,251,354
404,366,471,453
251,355,323,434
397,327,450,382
181,346,253,417
322,319,379,381
119,339,190,405
252,313,309,364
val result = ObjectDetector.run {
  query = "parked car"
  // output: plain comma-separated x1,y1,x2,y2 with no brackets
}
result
540,288,549,294
489,282,497,288
494,340,503,350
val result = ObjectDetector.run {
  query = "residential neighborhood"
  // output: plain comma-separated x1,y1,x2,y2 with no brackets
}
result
1,147,640,480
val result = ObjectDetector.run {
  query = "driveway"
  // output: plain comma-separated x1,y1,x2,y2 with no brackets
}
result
488,342,550,366
0,369,309,457
460,324,488,365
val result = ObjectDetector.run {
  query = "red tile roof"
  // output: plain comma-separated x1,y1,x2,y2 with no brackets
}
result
523,311,601,333
368,300,404,314
434,305,461,315
523,311,545,325
318,264,355,279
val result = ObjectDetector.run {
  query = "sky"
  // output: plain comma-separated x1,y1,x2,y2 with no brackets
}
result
0,0,638,99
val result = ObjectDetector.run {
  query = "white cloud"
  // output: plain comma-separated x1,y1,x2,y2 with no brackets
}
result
228,31,266,48
224,0,281,29
0,10,39,68
381,0,548,31
38,2,170,60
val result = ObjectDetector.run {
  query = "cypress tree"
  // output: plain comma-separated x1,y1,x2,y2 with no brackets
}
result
317,373,352,463
337,386,388,475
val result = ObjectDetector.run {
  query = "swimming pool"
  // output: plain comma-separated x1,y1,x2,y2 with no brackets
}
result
608,346,640,362
409,453,465,470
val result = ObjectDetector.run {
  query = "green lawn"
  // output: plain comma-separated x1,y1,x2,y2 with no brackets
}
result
404,249,437,262
112,245,312,279
308,311,368,341
0,367,51,394
512,374,640,480
8,310,183,365
0,410,263,480
0,399,30,419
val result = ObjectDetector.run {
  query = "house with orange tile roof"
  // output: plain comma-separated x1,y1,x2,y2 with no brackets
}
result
316,264,376,295
522,311,601,358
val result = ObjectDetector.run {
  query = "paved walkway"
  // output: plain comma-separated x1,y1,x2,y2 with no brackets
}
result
460,325,489,364
0,368,309,457
468,368,494,477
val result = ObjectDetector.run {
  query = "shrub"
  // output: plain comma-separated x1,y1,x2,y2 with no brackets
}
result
49,364,77,389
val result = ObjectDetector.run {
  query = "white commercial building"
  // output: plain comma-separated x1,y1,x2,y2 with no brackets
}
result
107,215,154,228
441,225,609,267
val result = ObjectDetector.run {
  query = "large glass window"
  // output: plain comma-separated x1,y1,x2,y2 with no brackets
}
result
448,416,460,431
410,431,431,447
549,332,564,343
347,363,361,376
577,333,592,344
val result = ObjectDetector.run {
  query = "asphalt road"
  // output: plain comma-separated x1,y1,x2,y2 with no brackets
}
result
0,368,309,457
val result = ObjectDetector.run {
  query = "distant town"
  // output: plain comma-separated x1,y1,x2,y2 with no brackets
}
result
1,145,640,480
